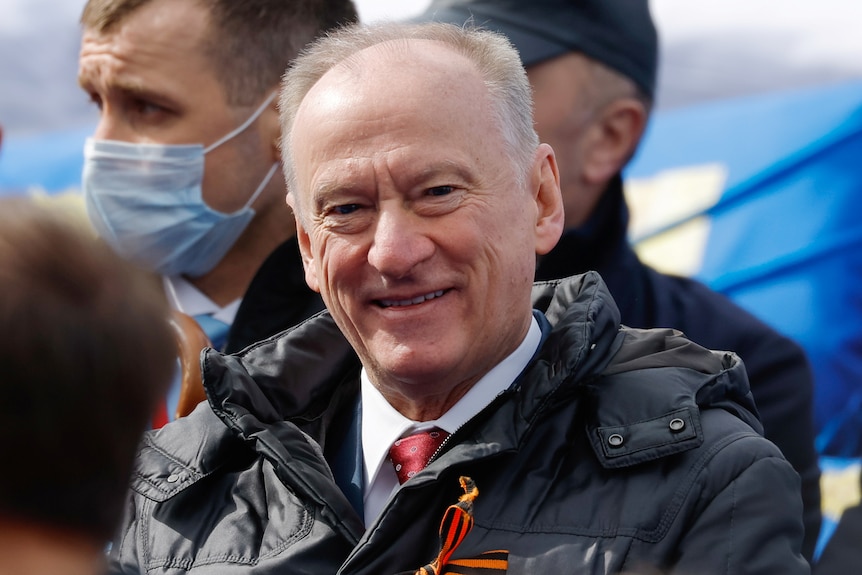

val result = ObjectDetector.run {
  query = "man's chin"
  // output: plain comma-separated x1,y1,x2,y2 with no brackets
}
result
368,348,463,388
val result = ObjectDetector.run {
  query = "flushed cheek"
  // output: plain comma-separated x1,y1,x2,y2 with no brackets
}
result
318,243,368,294
470,248,534,317
315,245,373,322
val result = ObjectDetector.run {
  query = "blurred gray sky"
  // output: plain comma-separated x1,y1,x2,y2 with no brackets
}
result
2,0,861,136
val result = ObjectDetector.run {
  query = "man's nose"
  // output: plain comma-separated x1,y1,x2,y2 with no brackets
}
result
92,107,132,142
367,203,435,279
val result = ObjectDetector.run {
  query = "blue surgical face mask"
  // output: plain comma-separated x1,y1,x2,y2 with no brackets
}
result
82,92,279,277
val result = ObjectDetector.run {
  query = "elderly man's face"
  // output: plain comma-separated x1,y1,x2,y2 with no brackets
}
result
290,41,563,413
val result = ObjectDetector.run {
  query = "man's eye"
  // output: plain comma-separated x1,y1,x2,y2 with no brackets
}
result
428,185,454,197
132,99,166,116
332,204,361,215
320,202,371,234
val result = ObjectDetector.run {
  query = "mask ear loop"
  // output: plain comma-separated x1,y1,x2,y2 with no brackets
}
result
242,162,279,211
204,91,278,154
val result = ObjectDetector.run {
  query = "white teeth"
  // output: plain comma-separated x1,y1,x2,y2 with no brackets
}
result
380,290,445,308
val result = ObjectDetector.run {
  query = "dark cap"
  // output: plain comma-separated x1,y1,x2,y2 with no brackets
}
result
412,0,658,98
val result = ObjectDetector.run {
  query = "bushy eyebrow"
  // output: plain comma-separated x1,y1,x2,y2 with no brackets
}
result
78,74,181,111
310,179,356,215
409,161,478,188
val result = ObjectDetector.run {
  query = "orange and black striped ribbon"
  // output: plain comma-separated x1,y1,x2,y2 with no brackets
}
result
414,476,508,575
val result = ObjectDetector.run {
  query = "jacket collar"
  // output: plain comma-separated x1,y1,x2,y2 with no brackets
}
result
204,270,760,469
133,271,759,506
203,272,621,438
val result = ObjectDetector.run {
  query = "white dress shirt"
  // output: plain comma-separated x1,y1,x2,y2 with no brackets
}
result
163,275,241,325
361,315,542,526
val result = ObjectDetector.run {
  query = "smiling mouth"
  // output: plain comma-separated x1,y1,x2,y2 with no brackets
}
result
377,289,446,308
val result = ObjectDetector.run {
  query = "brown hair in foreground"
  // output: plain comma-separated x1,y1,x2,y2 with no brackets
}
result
0,198,175,543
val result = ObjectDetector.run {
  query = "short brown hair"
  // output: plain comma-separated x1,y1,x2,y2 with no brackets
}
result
81,0,358,105
0,199,175,542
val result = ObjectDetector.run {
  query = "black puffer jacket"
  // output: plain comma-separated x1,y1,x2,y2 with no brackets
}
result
537,176,821,561
109,273,809,574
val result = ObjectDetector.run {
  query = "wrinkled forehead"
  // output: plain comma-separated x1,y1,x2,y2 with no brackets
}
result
285,37,519,220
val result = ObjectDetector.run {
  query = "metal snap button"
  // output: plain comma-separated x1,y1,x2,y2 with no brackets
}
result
167,474,180,483
669,418,686,432
608,433,624,447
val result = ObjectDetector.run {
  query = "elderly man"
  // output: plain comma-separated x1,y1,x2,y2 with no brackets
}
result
415,0,822,560
108,22,809,574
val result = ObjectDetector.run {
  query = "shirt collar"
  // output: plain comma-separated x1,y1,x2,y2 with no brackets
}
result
163,275,241,325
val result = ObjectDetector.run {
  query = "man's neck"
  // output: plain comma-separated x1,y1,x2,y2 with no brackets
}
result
366,315,543,423
188,204,295,306
375,376,479,422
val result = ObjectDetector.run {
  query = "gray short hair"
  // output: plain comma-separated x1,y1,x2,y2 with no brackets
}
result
279,21,539,220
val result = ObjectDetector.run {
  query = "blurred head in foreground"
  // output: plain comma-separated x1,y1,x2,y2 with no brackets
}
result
0,198,175,575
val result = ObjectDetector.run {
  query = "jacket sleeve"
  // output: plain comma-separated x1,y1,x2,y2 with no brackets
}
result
672,454,811,575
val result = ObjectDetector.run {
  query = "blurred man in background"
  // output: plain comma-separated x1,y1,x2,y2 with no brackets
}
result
77,0,357,350
415,0,821,560
77,0,357,424
0,198,175,575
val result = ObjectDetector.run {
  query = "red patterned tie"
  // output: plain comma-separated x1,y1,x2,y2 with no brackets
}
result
389,428,450,484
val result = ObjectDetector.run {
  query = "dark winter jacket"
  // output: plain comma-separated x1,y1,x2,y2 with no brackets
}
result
536,176,821,559
109,273,808,574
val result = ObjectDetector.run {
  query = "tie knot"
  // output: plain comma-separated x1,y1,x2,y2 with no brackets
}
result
389,428,449,484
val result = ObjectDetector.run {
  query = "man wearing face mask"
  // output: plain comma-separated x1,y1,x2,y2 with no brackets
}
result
77,0,358,381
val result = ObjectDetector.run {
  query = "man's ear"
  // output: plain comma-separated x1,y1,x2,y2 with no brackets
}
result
580,97,647,186
262,89,282,162
293,212,321,293
531,143,565,256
